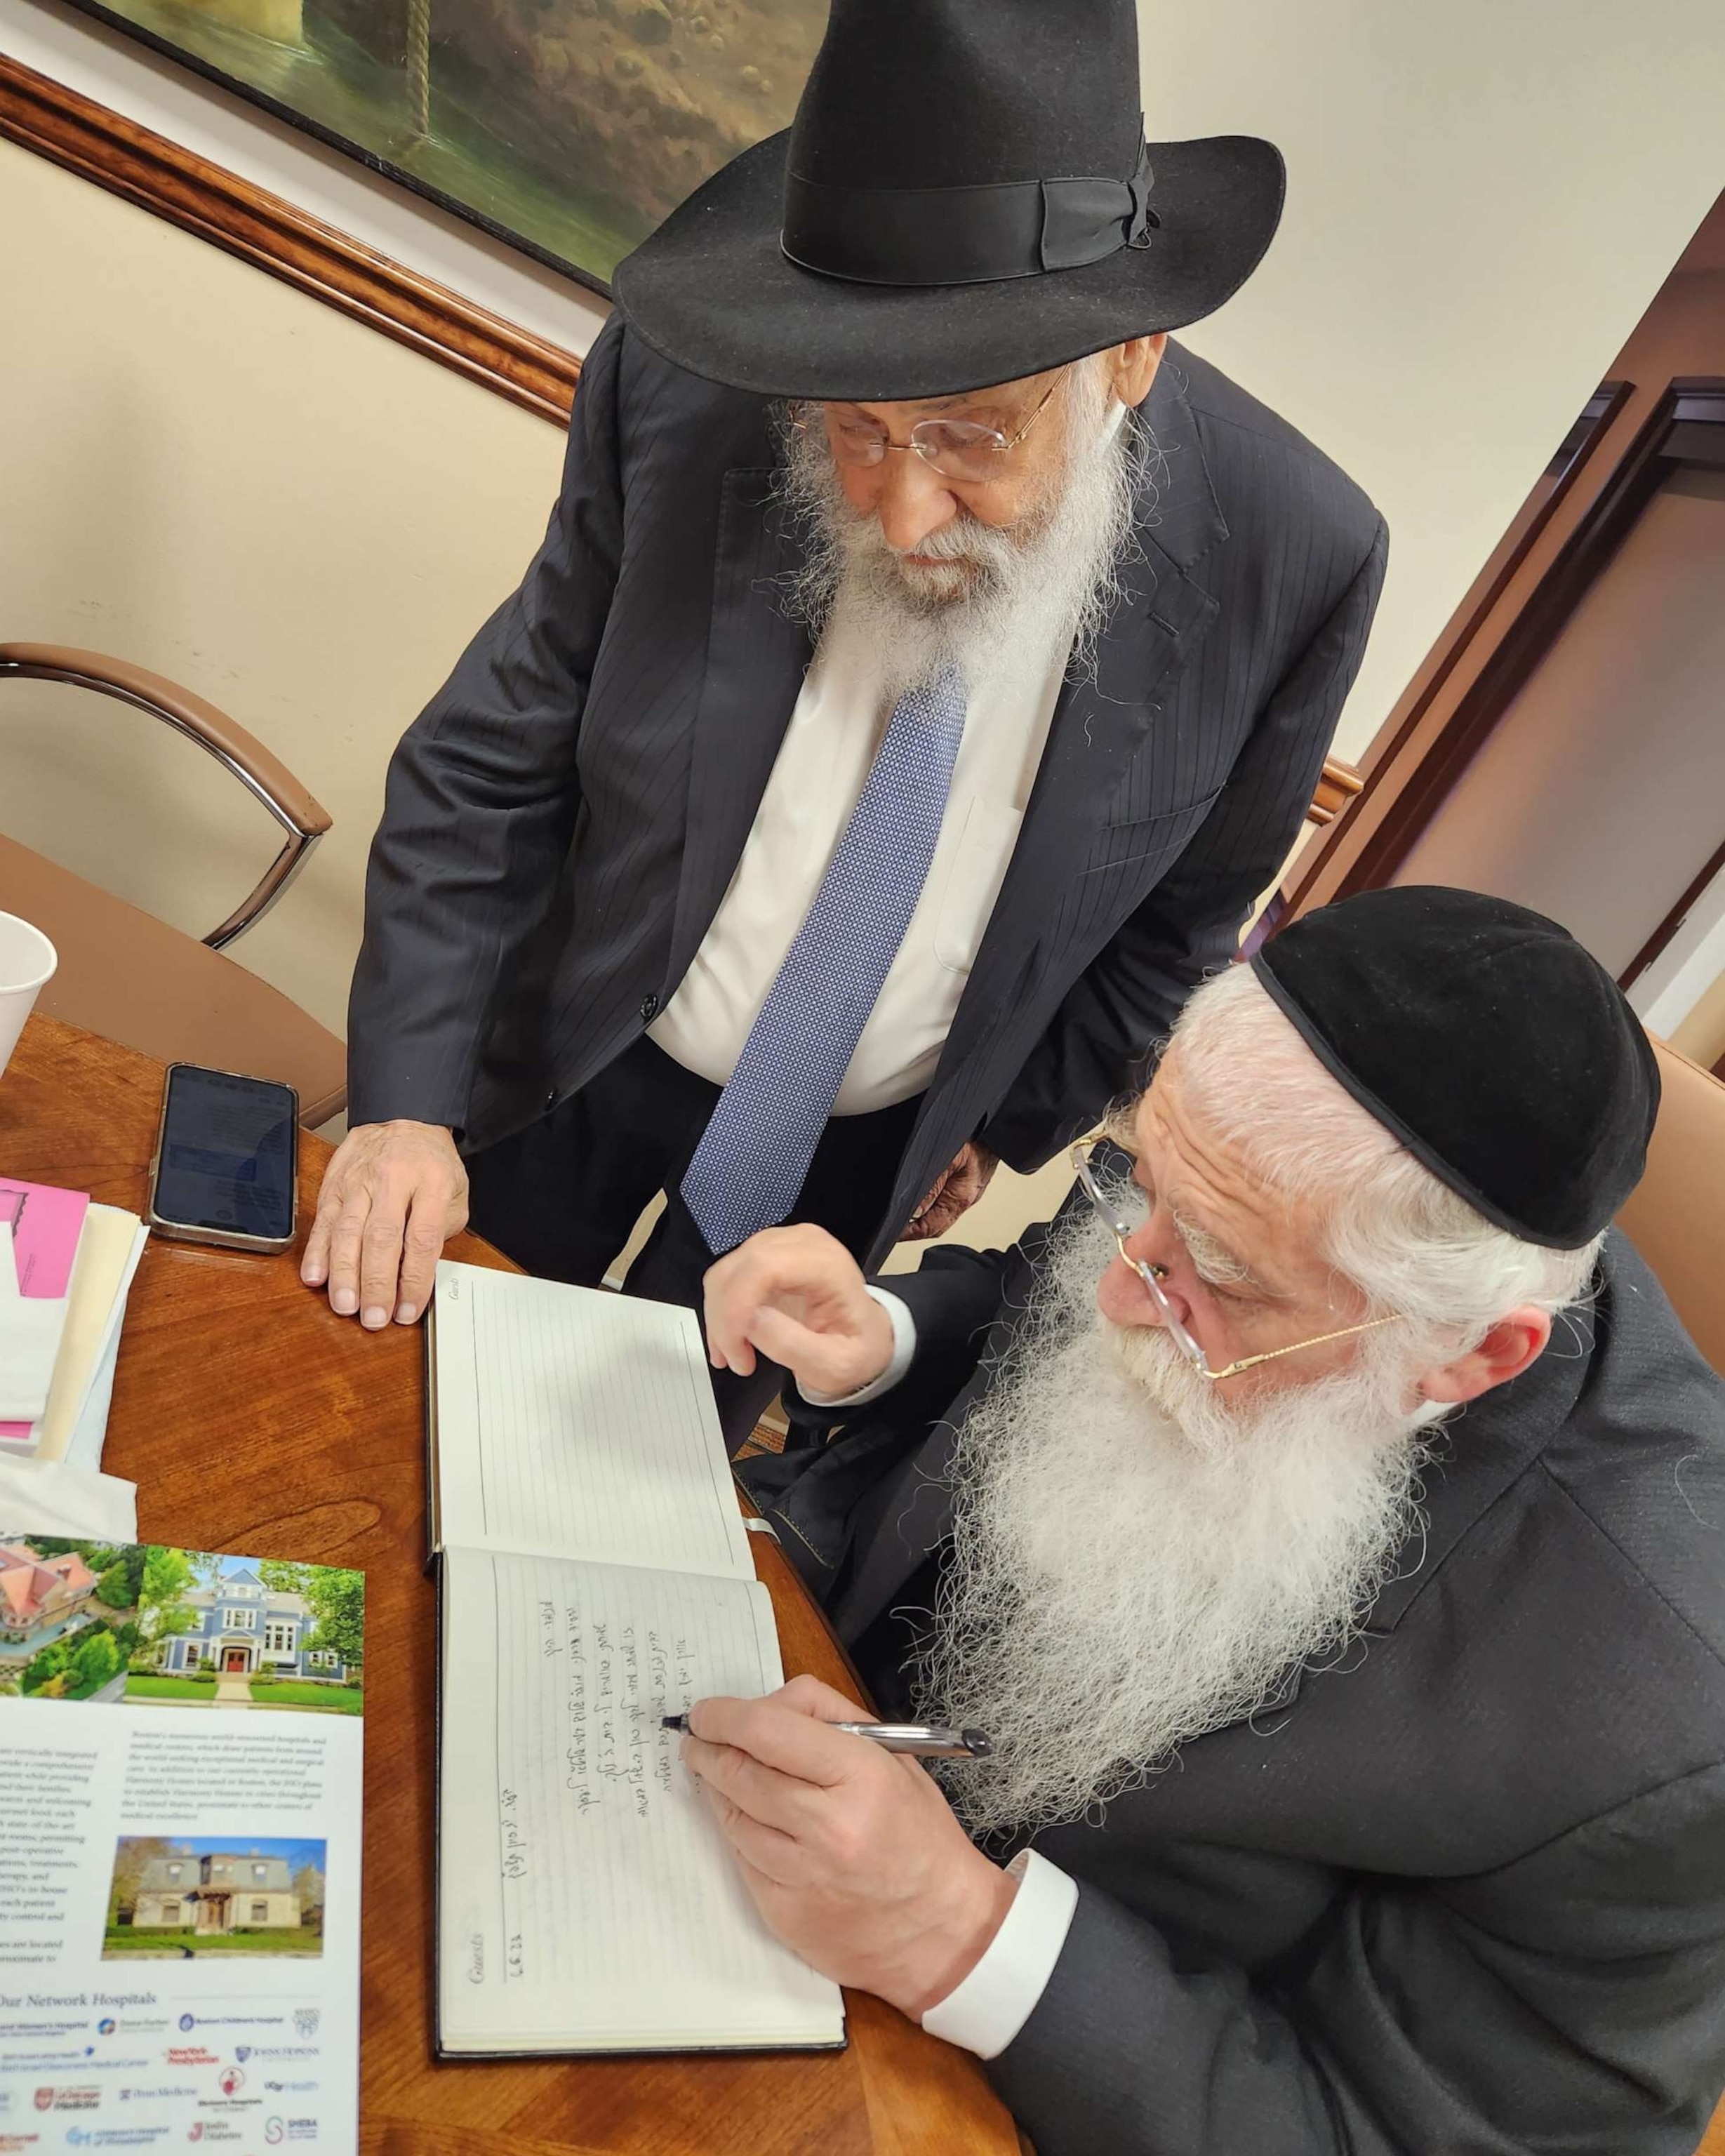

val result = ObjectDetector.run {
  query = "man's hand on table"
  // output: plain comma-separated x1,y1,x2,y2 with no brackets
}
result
682,1675,1016,2019
703,1225,895,1399
301,1121,468,1329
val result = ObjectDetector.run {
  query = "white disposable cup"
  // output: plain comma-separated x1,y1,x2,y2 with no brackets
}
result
0,912,58,1081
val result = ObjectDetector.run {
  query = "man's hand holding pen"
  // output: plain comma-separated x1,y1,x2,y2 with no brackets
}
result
680,1674,1017,2020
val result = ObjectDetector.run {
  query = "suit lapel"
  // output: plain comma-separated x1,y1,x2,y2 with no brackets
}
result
665,467,814,994
829,1402,968,1644
938,366,1227,1073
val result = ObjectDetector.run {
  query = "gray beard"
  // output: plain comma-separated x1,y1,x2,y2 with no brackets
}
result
916,1214,1435,1837
773,366,1145,704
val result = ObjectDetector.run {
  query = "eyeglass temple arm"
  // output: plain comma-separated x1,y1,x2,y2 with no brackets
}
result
1216,1314,1403,1378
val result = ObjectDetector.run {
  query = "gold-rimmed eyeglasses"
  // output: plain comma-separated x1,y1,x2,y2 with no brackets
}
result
1068,1140,1403,1383
797,374,1064,484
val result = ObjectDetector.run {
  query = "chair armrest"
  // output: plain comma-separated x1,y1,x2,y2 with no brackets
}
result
0,643,331,838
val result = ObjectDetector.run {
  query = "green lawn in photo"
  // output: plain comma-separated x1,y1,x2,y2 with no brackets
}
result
249,1679,364,1712
124,1675,217,1701
123,1673,362,1712
103,1927,323,1955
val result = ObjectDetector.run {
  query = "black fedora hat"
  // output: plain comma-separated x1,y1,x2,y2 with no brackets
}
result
613,0,1285,403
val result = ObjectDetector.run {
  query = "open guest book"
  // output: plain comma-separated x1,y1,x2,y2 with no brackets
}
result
425,1258,846,2058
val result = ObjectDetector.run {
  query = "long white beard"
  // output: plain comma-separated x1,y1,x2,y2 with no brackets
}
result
917,1214,1435,1837
775,366,1144,704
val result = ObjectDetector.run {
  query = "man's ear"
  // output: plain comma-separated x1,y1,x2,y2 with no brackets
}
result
1418,1308,1552,1408
1107,334,1168,410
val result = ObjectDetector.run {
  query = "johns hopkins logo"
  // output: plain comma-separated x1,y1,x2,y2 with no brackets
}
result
179,2015,196,2033
234,2049,251,2065
291,2010,319,2039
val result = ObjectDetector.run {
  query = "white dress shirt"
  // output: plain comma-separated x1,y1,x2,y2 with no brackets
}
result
923,1849,1079,2058
808,1288,1079,2056
649,595,1070,1113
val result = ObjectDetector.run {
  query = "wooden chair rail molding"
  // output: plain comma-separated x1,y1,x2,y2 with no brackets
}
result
0,51,581,424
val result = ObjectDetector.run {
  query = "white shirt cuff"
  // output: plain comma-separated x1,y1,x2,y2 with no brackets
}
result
799,1286,917,1409
919,1850,1078,2060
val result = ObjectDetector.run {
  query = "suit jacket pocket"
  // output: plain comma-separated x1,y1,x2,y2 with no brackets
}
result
1079,786,1224,877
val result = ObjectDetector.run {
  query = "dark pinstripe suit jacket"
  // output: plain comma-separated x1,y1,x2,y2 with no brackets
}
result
741,1230,1725,2155
349,312,1387,1262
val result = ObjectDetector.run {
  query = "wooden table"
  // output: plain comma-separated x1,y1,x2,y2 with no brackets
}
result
2,1014,1021,2156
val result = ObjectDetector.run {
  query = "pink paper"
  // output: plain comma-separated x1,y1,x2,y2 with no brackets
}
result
0,1180,91,1439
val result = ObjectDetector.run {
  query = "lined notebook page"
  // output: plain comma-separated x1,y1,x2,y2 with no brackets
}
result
438,1546,844,2052
433,1261,752,1582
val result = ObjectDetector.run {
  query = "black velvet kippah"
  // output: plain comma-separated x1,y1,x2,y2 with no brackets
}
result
1251,887,1660,1249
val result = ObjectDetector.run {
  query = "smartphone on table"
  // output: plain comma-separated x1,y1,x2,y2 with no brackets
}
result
147,1063,299,1255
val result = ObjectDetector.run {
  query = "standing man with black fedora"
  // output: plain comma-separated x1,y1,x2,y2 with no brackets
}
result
305,0,1390,1443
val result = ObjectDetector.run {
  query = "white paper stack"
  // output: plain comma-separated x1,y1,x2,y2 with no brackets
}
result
1,1200,147,1460
0,1189,146,1538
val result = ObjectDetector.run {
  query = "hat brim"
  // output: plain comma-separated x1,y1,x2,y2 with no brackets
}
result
613,130,1285,400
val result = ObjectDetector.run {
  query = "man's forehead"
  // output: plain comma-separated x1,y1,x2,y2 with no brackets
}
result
1131,1071,1291,1236
827,369,1051,417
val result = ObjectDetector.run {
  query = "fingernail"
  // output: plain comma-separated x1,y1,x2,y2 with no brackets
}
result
301,1260,325,1285
394,1302,416,1325
362,1305,388,1329
331,1288,357,1316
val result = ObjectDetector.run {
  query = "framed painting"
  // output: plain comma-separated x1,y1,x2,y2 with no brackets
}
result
56,0,827,293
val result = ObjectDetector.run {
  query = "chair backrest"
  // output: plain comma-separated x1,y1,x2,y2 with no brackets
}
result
1617,1039,1725,1376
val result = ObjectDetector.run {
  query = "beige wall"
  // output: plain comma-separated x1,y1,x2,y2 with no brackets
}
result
4,1,1724,1251
0,138,567,1040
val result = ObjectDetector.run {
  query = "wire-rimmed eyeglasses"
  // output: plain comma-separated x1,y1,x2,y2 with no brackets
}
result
1069,1140,1402,1383
795,374,1063,484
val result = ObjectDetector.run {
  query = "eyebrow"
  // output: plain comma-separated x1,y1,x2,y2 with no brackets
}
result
1167,1202,1268,1294
1126,1150,1278,1297
835,389,1014,420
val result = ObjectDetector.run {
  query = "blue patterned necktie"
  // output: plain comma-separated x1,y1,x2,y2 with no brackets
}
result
681,668,968,1256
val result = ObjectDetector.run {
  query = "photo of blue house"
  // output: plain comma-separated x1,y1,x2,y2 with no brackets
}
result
156,1562,352,1684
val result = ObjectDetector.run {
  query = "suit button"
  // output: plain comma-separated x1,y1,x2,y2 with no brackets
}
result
639,992,660,1021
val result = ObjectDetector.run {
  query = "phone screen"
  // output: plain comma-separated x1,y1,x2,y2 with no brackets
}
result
154,1065,298,1242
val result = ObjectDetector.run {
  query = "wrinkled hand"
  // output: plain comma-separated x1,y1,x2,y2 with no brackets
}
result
702,1225,893,1399
300,1120,468,1329
903,1140,999,1242
683,1675,1015,2019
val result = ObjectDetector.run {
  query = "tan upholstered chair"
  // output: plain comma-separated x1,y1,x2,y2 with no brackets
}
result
1619,1038,1725,1378
0,643,347,1126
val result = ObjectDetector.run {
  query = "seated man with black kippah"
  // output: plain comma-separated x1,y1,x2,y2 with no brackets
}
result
678,886,1725,2156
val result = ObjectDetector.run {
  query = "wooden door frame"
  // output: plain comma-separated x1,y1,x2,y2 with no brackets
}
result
1288,378,1725,920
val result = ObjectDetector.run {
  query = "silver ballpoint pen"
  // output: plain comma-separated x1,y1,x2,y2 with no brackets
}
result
662,1715,992,1760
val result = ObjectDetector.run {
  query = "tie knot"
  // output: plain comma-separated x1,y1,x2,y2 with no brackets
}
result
904,667,966,728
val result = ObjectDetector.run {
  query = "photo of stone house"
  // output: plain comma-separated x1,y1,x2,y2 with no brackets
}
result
0,1542,97,1670
105,1835,326,1959
154,1563,352,1682
133,1849,301,1934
